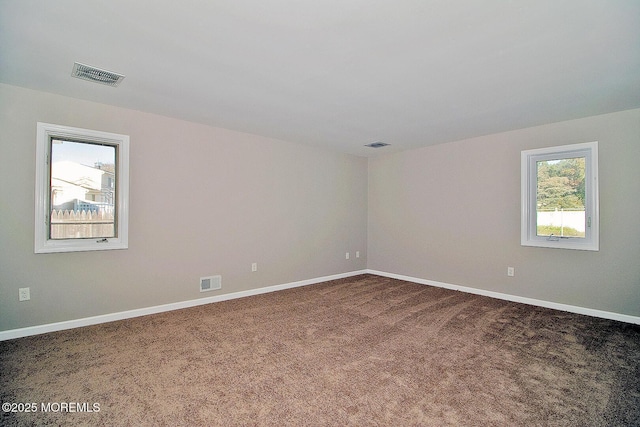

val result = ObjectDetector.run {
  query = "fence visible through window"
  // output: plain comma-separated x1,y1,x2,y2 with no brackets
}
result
536,208,585,238
50,209,115,239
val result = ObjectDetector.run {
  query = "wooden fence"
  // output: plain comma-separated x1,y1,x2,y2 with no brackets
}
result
50,209,114,239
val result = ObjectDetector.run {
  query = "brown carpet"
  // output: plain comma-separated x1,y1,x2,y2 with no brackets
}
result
1,274,639,426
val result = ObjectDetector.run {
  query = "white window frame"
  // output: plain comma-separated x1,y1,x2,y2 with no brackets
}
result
35,122,129,253
521,141,599,251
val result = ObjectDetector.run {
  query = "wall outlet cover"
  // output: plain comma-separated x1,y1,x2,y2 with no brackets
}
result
19,287,31,301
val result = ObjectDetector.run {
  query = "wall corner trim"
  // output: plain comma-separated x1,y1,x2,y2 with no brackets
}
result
366,269,640,325
0,270,368,341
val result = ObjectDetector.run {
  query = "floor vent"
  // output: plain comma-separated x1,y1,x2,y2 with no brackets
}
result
200,275,222,292
71,62,125,87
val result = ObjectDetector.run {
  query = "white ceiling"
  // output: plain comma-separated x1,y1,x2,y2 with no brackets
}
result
1,0,639,157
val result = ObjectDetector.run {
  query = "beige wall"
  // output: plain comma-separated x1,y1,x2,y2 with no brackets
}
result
368,108,640,317
0,84,368,331
2,82,637,333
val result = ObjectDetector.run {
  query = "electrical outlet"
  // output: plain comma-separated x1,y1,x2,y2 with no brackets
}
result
252,263,257,272
19,287,30,301
345,252,350,260
507,267,515,277
356,251,360,258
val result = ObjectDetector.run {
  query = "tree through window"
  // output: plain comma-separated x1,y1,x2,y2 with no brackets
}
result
536,157,586,238
521,142,599,251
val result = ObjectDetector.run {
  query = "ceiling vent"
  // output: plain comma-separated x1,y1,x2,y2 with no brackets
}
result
71,62,125,87
365,142,390,148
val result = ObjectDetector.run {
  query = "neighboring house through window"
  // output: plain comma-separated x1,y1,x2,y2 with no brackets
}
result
35,122,129,253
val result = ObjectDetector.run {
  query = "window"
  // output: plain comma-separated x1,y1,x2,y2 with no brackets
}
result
521,141,598,251
35,122,129,253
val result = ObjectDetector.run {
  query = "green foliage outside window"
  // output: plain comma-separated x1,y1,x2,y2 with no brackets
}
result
536,158,585,211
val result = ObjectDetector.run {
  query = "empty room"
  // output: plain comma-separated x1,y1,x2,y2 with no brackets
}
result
1,1,639,425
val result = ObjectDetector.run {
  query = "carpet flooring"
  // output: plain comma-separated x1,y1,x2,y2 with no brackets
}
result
1,274,639,426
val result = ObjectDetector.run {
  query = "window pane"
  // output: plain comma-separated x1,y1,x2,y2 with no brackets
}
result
49,139,116,239
535,157,585,238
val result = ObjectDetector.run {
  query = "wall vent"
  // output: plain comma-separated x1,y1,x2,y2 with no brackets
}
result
200,275,222,292
365,142,390,148
71,62,125,87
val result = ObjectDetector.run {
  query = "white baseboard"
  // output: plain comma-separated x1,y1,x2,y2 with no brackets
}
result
3,268,637,341
367,269,640,325
0,270,368,341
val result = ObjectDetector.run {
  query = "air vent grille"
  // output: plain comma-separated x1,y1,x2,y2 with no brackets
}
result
72,62,125,87
365,142,390,148
200,275,222,292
